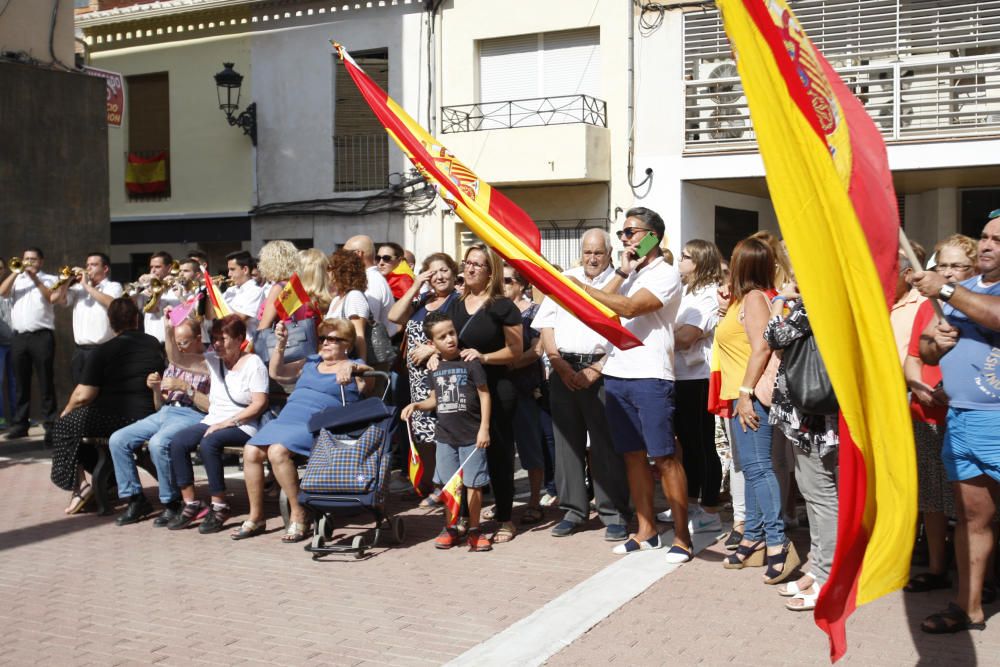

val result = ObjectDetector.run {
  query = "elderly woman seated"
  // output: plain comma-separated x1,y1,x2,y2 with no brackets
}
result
50,297,165,514
232,318,370,542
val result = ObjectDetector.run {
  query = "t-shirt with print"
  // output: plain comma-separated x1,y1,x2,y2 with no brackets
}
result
430,359,487,445
448,297,521,385
939,276,1000,410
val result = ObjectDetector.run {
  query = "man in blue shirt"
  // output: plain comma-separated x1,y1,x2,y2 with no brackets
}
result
914,212,1000,634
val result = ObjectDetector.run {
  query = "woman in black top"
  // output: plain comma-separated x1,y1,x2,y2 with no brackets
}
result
446,244,522,543
51,297,165,514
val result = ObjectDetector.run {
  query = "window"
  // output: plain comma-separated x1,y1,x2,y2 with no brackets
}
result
479,28,601,102
125,72,170,199
960,188,1000,238
714,206,759,261
334,49,389,192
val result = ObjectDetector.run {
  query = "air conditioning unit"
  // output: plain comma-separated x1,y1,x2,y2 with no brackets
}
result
704,62,742,104
708,107,746,140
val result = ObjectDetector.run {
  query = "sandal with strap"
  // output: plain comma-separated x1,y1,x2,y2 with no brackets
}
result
231,520,266,541
65,484,93,515
763,540,801,585
779,576,815,598
921,603,986,634
493,522,516,544
904,571,951,593
785,582,821,611
282,521,310,543
723,540,765,569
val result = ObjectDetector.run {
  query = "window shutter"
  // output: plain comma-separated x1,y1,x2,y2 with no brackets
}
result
479,33,541,103
541,28,601,98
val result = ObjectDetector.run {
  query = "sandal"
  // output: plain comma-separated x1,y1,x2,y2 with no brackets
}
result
482,505,496,521
921,603,986,634
65,484,93,515
419,491,442,508
779,575,815,597
786,582,821,612
493,522,516,544
723,540,765,569
467,529,492,552
520,506,544,525
763,541,801,585
904,571,951,593
231,520,266,541
282,521,310,543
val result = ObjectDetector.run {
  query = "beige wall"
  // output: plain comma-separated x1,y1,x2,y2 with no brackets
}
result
91,32,254,219
0,0,75,66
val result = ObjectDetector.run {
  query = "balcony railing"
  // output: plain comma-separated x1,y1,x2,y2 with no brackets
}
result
684,54,1000,152
441,95,607,134
333,133,389,192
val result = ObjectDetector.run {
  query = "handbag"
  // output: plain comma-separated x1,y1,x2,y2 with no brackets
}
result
782,333,839,415
253,318,317,365
365,318,397,366
300,422,386,495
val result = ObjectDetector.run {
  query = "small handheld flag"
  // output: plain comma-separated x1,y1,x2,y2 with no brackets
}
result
168,292,203,327
202,268,232,318
275,273,311,321
405,420,424,496
438,449,479,527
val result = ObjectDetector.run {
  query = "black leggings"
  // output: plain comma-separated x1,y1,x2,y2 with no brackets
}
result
675,379,721,507
462,377,517,523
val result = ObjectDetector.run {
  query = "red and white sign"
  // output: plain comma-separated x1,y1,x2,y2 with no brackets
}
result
83,66,125,127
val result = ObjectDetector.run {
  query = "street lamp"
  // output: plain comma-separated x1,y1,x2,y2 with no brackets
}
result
213,62,257,145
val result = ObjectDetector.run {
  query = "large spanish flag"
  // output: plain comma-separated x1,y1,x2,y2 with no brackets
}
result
333,43,641,351
715,0,916,661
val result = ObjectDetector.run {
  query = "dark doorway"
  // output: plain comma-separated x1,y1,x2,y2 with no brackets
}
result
715,206,759,261
960,189,1000,238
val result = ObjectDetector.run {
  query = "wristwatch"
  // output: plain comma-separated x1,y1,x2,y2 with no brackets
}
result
185,385,195,399
232,418,243,428
938,282,956,302
615,268,630,279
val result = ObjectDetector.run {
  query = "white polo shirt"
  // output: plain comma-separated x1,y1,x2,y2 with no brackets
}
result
223,279,265,330
10,272,56,333
364,266,398,336
674,283,720,381
66,279,123,345
602,256,682,381
140,289,181,343
532,264,613,355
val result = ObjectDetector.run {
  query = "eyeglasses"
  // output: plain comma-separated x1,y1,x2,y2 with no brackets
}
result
503,277,515,285
376,255,397,264
464,260,488,272
988,208,1000,220
680,253,692,261
175,338,194,349
934,263,973,273
616,227,651,240
320,335,350,345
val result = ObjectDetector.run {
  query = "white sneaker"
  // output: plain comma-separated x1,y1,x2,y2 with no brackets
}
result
656,509,673,523
688,510,722,535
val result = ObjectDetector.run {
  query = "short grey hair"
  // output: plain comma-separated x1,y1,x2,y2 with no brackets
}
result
580,228,613,255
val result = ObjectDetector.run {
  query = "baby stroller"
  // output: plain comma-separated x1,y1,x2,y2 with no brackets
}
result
299,371,405,559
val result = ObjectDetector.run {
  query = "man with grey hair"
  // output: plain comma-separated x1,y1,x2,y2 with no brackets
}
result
532,227,631,540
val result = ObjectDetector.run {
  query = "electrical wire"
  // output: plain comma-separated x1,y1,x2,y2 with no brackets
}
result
251,173,436,218
0,0,12,20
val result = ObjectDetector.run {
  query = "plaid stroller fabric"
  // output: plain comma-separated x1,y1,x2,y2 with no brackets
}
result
301,423,387,496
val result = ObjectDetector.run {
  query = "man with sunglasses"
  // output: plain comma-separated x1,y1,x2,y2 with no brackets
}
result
914,212,1000,634
343,235,398,337
574,207,693,564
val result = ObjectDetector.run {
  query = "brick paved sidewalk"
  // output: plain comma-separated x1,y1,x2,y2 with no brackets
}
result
0,435,621,666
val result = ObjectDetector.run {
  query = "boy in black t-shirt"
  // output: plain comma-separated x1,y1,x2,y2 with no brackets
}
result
401,311,492,551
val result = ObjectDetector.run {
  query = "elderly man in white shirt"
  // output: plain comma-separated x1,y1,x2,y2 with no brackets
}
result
534,229,631,542
576,208,692,565
0,247,58,439
342,235,397,336
51,252,124,384
219,250,265,331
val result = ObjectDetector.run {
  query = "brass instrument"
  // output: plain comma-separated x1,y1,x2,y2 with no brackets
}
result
123,280,145,297
169,259,181,277
142,277,165,313
53,266,83,289
8,257,22,274
208,274,230,291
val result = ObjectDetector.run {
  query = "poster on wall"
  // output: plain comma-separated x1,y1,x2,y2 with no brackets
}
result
83,66,125,127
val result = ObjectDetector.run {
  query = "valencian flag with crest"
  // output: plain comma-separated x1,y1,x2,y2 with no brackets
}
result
714,0,917,661
332,42,642,351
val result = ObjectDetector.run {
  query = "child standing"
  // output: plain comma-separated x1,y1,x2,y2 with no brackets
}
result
402,311,492,551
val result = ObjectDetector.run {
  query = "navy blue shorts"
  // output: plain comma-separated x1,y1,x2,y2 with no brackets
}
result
603,376,676,458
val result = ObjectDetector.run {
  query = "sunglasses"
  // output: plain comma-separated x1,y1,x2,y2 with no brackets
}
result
616,227,651,240
503,277,515,285
376,255,397,263
320,335,350,345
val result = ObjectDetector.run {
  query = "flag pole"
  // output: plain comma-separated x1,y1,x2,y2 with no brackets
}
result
898,228,946,320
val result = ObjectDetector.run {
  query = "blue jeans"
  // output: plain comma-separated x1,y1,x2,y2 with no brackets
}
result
729,399,784,547
109,405,203,504
0,345,14,421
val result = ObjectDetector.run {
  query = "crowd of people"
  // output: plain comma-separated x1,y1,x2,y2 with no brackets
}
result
3,206,999,632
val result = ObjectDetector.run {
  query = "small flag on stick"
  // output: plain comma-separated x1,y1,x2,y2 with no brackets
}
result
168,292,203,327
202,268,232,318
405,420,424,496
438,449,478,527
275,273,311,321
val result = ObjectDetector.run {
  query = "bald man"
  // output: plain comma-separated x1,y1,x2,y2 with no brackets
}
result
343,235,397,336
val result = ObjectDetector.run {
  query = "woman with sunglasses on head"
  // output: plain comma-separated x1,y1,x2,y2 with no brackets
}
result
233,318,371,542
388,252,461,502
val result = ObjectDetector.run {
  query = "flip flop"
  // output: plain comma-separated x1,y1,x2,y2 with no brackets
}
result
66,484,93,515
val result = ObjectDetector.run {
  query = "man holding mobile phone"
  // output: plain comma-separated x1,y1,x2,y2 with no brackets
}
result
573,207,692,564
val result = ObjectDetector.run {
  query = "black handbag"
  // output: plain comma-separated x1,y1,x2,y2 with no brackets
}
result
365,318,397,367
782,333,839,416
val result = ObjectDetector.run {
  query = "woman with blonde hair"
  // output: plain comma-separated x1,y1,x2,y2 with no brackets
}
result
298,248,332,315
256,240,303,331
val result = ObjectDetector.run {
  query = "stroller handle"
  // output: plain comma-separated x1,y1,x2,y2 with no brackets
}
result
358,370,392,402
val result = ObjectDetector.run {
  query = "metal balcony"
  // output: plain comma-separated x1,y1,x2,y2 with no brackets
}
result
441,94,607,134
684,54,1000,153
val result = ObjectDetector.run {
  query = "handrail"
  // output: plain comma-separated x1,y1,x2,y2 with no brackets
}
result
441,94,607,134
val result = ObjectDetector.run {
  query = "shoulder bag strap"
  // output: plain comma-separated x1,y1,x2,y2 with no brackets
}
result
217,357,250,408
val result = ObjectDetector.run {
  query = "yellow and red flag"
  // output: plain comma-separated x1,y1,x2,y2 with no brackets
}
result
202,269,232,318
715,0,916,661
275,273,311,321
387,259,416,300
332,43,641,351
405,420,424,496
125,152,168,194
706,337,733,419
438,464,463,528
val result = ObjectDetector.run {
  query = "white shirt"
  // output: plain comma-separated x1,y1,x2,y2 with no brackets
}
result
673,283,719,381
202,350,269,435
10,272,56,333
140,289,181,343
602,256,682,381
66,279,123,345
364,266,398,336
223,279,265,331
327,290,370,321
532,265,614,355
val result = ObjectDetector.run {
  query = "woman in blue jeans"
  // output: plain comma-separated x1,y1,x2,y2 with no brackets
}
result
715,237,799,584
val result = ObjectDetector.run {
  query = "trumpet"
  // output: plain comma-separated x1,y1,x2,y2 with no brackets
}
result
143,277,165,313
208,274,230,291
169,259,181,277
8,257,22,274
53,266,83,289
123,280,145,297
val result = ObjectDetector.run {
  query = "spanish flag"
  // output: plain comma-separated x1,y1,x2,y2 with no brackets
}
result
405,420,424,496
332,43,641,351
125,152,168,194
706,337,732,419
439,463,463,528
274,273,310,321
715,0,916,660
387,260,416,300
202,270,232,318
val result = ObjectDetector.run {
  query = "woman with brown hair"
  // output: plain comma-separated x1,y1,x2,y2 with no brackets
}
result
716,237,799,583
325,248,370,362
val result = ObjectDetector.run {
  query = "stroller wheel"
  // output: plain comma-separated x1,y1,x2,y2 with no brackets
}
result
352,535,365,558
392,516,406,544
318,515,334,540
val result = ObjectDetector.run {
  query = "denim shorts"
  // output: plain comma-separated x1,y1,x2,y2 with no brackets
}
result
603,376,676,458
942,407,1000,483
435,442,490,488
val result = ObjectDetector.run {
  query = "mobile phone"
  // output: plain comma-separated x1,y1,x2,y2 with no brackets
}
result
634,232,660,258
